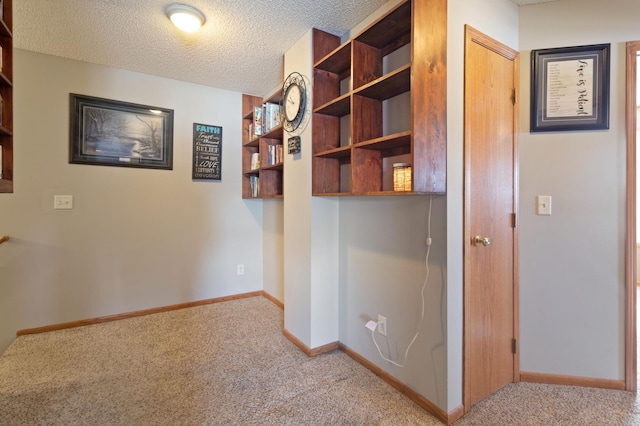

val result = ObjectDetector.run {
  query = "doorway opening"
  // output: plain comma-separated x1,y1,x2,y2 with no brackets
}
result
625,41,639,392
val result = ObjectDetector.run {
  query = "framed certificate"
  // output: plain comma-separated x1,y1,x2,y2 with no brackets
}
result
530,44,610,132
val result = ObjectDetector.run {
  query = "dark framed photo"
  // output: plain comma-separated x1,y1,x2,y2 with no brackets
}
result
70,94,174,169
530,43,610,132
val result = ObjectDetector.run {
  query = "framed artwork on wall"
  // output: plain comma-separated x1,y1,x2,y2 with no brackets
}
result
530,43,610,132
192,123,222,180
70,94,174,169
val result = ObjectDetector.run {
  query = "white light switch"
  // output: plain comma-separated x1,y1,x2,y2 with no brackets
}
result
54,195,73,210
536,195,551,215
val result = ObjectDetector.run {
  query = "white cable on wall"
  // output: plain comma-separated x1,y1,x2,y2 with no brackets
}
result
369,194,433,368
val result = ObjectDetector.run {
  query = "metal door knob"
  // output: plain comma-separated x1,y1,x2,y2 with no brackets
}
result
473,235,491,246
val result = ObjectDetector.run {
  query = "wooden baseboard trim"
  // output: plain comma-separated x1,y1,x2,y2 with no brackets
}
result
261,291,284,310
520,371,626,391
16,291,264,337
447,405,465,424
282,328,339,357
338,343,449,424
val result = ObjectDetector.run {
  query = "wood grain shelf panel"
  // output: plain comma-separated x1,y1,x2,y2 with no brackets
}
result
354,0,411,52
314,41,352,75
354,65,410,101
314,93,351,117
243,138,259,147
314,145,351,159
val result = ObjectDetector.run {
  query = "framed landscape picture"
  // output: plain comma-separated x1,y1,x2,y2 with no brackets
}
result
70,94,174,169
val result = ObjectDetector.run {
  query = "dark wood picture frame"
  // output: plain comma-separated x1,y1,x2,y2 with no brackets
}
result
70,94,174,169
530,43,610,132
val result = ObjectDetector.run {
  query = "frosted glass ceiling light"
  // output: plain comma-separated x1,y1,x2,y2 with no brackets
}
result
166,4,206,33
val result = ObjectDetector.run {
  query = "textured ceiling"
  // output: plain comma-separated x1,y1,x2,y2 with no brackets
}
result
14,0,557,97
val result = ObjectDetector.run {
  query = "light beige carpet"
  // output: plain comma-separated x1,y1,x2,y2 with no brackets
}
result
0,296,639,425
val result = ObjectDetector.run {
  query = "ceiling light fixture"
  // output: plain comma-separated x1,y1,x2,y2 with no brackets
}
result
166,4,206,33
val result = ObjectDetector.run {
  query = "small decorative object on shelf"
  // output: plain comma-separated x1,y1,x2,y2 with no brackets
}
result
393,163,411,191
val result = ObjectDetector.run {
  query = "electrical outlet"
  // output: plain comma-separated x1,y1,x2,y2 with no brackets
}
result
54,195,73,210
237,264,245,275
377,314,387,336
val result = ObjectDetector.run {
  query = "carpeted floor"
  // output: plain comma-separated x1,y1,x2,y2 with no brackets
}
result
0,296,639,425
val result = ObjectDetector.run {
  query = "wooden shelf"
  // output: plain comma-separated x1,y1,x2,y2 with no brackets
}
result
0,72,10,87
354,0,412,55
314,41,352,75
0,0,12,194
314,93,351,117
0,19,10,38
354,64,410,101
241,93,284,199
311,0,446,196
314,145,352,159
0,178,11,193
354,131,411,152
244,137,259,148
261,162,283,171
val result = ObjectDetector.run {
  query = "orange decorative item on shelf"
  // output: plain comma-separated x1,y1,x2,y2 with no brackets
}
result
393,163,411,191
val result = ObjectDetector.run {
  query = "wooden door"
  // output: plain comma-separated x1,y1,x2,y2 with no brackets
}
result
463,26,519,409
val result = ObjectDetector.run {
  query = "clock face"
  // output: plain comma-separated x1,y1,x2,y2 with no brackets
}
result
284,84,302,122
282,72,308,133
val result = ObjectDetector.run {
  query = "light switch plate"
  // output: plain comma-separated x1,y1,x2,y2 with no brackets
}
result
536,195,551,215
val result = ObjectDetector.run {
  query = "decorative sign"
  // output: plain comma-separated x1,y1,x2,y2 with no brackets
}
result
288,136,301,155
192,123,222,180
530,44,610,132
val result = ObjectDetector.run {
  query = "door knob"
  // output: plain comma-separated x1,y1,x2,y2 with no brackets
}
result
473,235,491,246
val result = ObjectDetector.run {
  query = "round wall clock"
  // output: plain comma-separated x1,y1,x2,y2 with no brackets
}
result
282,72,307,133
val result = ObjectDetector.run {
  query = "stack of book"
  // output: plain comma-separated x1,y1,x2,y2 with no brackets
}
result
253,103,281,139
250,176,259,197
250,152,260,170
266,144,284,166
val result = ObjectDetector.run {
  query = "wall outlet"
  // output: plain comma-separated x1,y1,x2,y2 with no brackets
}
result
54,195,73,210
377,314,387,336
237,264,245,275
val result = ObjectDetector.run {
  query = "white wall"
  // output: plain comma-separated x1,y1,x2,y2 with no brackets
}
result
0,50,264,353
446,0,519,411
518,0,640,380
335,0,518,413
283,31,340,349
336,0,448,410
263,199,284,302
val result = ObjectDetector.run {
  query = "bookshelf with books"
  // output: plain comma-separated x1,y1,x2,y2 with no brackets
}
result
0,0,13,193
311,0,446,196
242,91,284,199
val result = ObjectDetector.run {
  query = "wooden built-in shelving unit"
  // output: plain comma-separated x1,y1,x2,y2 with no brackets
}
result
0,0,13,193
241,90,284,199
311,0,446,196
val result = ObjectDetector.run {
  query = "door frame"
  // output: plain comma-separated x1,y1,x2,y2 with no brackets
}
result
625,41,639,392
463,25,520,412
